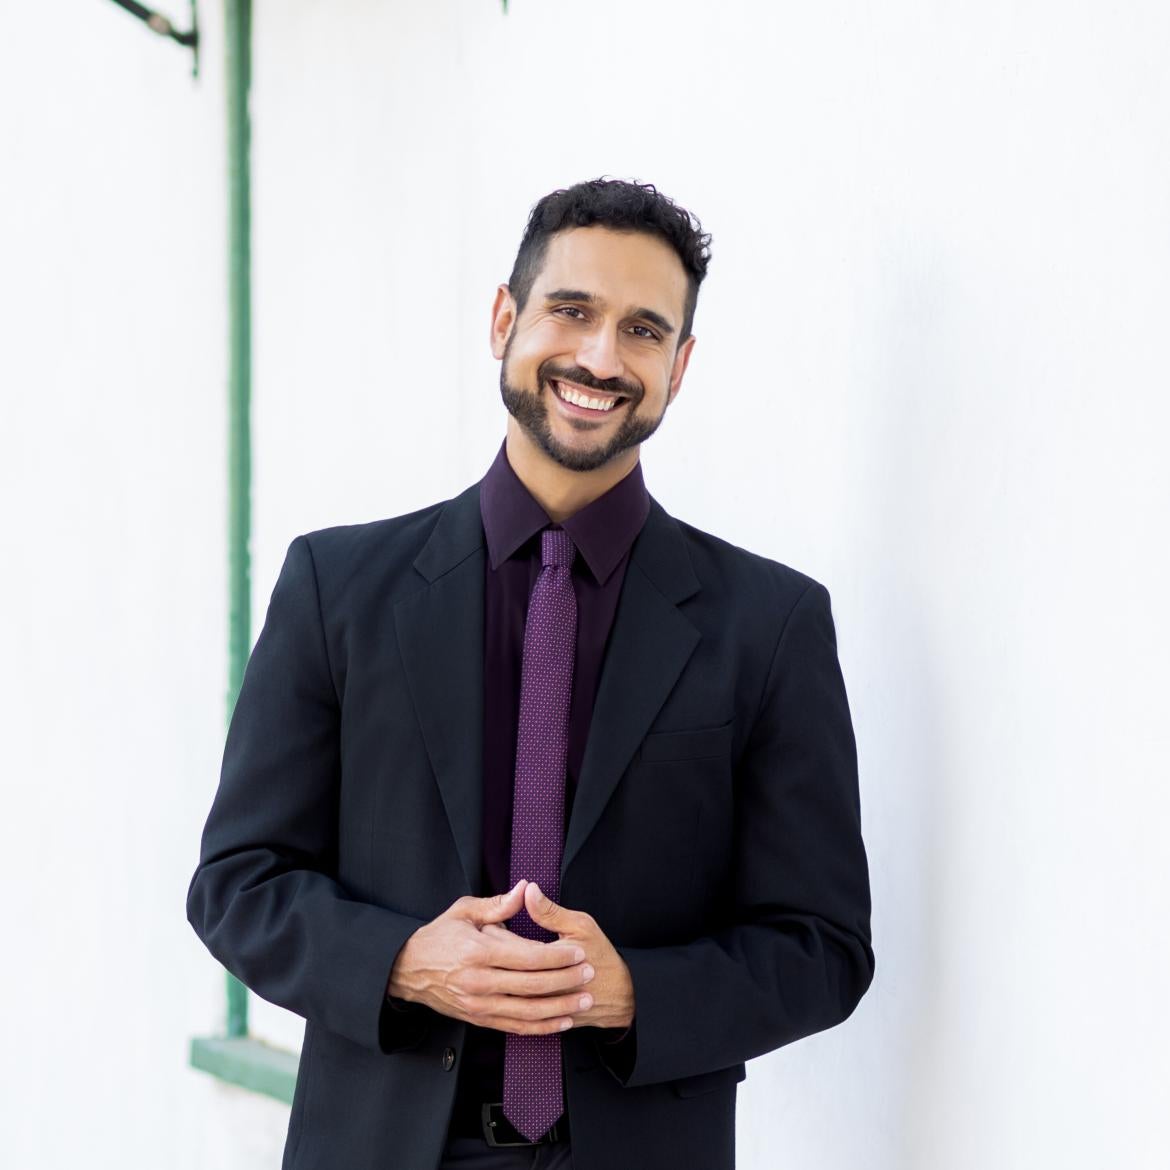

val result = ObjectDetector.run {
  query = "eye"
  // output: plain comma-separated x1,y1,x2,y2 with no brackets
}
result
629,324,659,340
555,305,586,320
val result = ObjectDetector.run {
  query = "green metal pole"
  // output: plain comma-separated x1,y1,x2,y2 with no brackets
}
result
224,0,252,1041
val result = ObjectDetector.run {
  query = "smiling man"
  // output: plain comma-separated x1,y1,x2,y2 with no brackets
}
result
187,178,875,1170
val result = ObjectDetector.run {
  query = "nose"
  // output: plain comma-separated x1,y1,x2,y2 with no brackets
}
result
574,324,625,383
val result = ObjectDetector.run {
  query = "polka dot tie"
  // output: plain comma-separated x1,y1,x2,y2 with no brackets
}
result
503,526,577,1142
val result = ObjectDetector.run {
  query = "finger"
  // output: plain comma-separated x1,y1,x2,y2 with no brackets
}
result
480,962,595,997
457,959,593,997
463,989,594,1024
478,1014,574,1036
479,932,585,971
463,880,528,925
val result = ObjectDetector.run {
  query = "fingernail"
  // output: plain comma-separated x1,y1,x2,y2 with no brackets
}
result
579,994,593,1010
560,1019,572,1030
582,965,595,982
573,947,585,963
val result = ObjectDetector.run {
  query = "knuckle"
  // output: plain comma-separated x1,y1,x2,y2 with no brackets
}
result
454,938,481,966
459,968,485,994
462,994,488,1019
449,970,476,996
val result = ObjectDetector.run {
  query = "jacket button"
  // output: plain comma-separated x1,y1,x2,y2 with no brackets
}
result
442,1047,456,1071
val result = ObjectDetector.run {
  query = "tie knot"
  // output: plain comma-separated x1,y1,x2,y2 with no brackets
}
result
541,527,575,569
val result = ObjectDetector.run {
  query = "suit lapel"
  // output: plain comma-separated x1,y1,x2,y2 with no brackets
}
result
561,497,701,878
394,483,487,895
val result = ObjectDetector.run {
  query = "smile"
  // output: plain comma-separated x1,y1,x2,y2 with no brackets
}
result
550,379,627,414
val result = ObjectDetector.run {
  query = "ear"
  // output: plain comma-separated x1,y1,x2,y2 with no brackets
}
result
490,284,517,360
666,333,696,406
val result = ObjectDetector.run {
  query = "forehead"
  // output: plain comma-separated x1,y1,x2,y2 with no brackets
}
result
534,227,688,325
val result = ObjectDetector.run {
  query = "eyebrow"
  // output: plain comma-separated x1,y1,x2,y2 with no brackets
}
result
543,288,676,338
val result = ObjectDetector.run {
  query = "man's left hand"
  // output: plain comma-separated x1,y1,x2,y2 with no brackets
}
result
486,882,636,1030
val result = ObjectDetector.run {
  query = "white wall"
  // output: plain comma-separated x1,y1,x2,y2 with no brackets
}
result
0,3,293,1168
1,1,1166,1167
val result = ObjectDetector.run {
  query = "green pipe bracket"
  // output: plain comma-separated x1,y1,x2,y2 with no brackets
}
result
107,0,201,78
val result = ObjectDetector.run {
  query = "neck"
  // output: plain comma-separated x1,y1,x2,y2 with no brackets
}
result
504,421,639,523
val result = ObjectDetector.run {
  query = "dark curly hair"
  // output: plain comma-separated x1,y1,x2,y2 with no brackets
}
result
506,177,713,344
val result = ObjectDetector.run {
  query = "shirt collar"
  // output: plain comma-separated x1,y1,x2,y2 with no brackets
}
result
479,440,651,585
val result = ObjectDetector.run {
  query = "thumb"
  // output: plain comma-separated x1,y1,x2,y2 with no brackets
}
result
470,879,528,925
524,881,565,927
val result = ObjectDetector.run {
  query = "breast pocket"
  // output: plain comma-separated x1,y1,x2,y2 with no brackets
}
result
637,719,734,764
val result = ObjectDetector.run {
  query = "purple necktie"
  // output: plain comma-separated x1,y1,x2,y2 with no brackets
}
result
503,526,577,1142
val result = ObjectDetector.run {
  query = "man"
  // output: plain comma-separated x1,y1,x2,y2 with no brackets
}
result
187,178,874,1170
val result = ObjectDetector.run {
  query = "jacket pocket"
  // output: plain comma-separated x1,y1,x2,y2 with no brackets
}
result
639,720,734,764
670,1061,747,1097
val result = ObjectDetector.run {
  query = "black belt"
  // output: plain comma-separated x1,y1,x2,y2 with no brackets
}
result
449,1102,568,1147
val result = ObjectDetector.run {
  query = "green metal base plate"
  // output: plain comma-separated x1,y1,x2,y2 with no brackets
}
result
189,1035,298,1105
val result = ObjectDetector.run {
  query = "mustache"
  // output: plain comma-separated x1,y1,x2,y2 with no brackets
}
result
541,364,640,400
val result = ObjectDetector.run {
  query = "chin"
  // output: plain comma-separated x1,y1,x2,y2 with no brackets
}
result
538,439,617,474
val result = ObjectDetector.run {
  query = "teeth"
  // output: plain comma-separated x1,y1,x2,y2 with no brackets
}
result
555,381,619,412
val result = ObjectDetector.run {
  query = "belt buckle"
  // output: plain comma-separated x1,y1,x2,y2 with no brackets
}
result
481,1103,559,1148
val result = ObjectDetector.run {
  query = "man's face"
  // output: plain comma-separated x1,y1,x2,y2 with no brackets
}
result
491,226,696,473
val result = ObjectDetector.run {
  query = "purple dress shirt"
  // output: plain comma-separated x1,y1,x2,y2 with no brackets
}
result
450,439,650,1125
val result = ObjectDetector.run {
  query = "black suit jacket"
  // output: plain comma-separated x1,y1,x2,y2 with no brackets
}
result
186,479,874,1170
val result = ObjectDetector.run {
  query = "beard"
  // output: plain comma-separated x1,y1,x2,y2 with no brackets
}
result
499,346,668,473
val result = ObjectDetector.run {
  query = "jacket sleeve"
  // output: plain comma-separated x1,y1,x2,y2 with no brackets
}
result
601,580,874,1087
185,534,432,1055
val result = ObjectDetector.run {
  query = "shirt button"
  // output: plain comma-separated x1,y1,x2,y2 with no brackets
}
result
442,1047,456,1071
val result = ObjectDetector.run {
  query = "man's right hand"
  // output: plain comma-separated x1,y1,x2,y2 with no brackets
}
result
386,879,596,1035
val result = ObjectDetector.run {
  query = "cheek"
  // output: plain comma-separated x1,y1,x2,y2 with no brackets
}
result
529,320,573,350
511,330,566,376
640,363,675,399
503,346,541,385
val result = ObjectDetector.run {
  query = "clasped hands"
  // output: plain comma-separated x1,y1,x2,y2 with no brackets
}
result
387,879,635,1036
